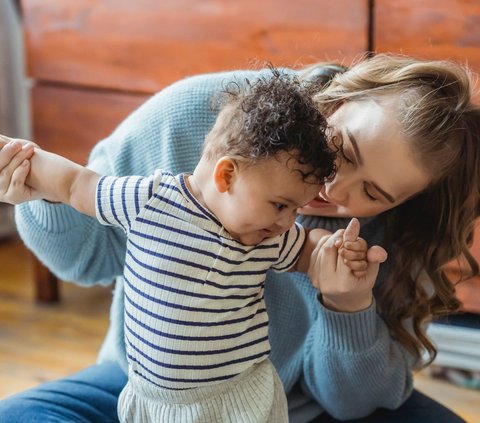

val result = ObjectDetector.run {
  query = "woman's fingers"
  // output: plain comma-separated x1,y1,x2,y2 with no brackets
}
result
0,140,23,168
343,217,360,242
0,144,34,192
367,245,388,264
352,270,367,278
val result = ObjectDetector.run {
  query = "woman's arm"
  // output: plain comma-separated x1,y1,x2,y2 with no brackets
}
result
299,217,414,420
302,301,417,420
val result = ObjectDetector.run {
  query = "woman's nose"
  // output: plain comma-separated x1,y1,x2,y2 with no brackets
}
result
325,174,350,205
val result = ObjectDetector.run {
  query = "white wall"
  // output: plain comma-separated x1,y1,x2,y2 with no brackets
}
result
0,0,31,237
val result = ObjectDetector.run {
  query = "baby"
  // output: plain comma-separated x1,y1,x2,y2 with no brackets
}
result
1,71,374,423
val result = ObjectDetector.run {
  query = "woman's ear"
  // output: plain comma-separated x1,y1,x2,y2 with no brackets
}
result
213,157,237,193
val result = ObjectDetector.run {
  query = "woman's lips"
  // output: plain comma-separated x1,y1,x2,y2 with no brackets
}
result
305,196,333,208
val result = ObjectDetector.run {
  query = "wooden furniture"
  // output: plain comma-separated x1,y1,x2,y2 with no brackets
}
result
20,0,369,302
20,0,480,307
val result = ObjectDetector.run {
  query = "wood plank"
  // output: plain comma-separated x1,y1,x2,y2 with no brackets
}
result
21,0,369,94
374,0,480,75
0,238,111,398
31,83,148,163
1,239,480,422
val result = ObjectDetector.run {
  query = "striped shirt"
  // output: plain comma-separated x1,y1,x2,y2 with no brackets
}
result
96,170,306,390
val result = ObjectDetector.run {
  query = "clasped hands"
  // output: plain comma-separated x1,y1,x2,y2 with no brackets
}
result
308,218,388,312
0,134,38,204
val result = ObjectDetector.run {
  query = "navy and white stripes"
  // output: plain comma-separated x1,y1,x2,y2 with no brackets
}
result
96,171,305,390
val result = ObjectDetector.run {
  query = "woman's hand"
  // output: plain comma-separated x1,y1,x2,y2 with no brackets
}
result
0,134,38,204
308,218,388,312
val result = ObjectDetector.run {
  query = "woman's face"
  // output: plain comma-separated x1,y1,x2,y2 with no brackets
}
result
298,97,431,218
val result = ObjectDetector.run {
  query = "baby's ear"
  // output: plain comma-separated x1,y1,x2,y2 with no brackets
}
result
213,157,237,193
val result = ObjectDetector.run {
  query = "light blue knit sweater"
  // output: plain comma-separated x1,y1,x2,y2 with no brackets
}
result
15,69,415,422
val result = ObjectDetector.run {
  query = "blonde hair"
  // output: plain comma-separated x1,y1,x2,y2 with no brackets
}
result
305,54,480,364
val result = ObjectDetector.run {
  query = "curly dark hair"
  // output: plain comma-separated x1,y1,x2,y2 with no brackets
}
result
203,69,336,183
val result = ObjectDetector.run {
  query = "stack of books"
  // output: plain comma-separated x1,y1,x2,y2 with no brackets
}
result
427,313,480,389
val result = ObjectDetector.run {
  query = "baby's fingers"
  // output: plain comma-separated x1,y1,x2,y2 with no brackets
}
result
342,258,368,271
340,248,366,261
343,237,367,252
3,159,34,204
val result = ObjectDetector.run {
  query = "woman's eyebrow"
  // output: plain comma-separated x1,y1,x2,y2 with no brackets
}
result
370,182,396,203
346,128,363,165
346,128,396,203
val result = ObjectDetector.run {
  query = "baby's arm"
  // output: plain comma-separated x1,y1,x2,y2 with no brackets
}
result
0,135,99,217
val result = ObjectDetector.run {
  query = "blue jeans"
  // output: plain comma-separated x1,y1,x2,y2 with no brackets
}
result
0,362,465,423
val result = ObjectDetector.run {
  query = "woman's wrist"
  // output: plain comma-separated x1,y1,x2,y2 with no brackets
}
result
320,293,373,313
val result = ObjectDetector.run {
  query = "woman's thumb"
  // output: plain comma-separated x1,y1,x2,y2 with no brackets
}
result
366,245,388,264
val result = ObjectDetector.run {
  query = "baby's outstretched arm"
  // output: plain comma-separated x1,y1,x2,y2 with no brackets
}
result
0,135,99,217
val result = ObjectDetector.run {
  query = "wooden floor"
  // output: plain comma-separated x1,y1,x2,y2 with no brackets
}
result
1,237,479,422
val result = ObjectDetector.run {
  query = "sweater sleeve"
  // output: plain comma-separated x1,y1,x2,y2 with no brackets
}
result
300,299,417,420
15,70,258,285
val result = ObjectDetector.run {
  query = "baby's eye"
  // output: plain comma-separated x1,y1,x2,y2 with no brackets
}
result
274,203,287,211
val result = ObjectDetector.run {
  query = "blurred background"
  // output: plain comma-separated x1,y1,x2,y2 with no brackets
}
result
0,0,479,421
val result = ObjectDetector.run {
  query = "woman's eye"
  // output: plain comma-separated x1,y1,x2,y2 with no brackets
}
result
274,203,287,211
363,183,377,202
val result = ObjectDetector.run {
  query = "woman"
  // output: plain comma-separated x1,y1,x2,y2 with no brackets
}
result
0,54,478,422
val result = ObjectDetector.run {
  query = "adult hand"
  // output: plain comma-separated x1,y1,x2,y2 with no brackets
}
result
308,218,388,312
0,134,38,204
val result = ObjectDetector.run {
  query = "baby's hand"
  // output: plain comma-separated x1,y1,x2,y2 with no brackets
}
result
0,135,36,204
335,218,368,278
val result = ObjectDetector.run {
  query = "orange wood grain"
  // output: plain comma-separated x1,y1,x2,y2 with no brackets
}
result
31,83,148,163
21,0,369,94
374,0,480,75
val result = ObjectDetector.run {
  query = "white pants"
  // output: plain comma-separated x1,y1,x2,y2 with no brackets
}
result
118,358,288,423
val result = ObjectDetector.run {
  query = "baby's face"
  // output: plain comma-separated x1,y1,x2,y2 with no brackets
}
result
215,152,321,246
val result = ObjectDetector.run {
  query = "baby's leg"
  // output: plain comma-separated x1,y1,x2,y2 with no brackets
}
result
118,359,288,423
